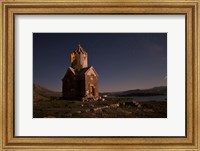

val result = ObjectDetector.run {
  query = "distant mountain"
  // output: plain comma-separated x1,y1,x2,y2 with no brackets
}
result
100,86,167,97
33,84,167,101
33,83,62,101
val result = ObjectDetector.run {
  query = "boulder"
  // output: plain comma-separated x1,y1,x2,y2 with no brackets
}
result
110,103,119,108
124,101,141,107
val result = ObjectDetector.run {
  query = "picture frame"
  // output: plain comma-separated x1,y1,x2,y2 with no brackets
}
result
0,0,199,150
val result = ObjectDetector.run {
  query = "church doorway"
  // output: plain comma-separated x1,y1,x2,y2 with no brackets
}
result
90,86,95,96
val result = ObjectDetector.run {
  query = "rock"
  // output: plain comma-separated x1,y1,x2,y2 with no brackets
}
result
76,110,81,114
110,103,119,108
82,97,87,102
94,107,102,112
124,101,141,108
85,109,90,112
102,106,109,109
94,97,99,101
120,102,126,107
93,108,99,112
89,104,95,108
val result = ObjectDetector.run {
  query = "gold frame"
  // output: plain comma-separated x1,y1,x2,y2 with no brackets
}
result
0,0,199,150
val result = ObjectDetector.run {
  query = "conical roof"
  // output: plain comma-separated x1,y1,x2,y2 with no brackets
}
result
72,43,87,54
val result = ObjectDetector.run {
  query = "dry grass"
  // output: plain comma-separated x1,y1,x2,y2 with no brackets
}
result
33,98,167,118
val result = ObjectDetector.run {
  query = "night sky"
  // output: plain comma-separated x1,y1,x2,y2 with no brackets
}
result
33,33,167,92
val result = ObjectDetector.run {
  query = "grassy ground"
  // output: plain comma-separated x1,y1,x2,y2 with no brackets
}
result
33,98,167,118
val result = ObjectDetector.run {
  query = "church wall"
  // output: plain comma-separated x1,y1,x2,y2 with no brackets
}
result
85,70,99,98
79,76,86,97
62,70,78,99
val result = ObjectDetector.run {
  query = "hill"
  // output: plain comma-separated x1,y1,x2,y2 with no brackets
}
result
33,83,62,101
101,86,167,97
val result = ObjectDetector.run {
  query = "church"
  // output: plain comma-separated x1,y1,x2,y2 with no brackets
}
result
62,44,99,100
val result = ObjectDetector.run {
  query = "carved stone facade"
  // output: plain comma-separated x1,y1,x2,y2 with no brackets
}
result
62,44,99,100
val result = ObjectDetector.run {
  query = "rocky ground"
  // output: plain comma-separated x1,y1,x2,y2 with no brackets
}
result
33,98,167,118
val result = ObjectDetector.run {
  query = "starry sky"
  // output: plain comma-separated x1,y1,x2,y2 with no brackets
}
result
33,33,167,92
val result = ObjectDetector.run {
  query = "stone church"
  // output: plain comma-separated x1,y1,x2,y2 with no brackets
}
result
62,44,99,100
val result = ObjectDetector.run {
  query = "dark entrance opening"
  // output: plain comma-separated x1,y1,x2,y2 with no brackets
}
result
90,86,95,96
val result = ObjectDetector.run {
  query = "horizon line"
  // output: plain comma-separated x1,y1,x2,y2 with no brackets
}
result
33,83,167,93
